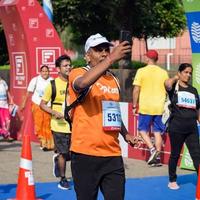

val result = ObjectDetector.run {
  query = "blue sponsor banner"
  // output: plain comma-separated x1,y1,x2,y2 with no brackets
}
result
181,0,200,172
43,0,53,22
186,12,200,53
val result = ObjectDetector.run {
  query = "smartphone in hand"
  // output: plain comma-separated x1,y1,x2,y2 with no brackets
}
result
119,30,132,60
120,30,132,45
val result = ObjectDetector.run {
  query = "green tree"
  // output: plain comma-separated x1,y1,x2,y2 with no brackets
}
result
0,0,186,65
52,0,186,47
52,0,120,43
0,25,8,65
131,0,186,49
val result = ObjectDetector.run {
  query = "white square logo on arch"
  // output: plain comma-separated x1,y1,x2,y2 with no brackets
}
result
36,47,61,75
42,50,55,64
12,52,28,88
46,28,54,38
28,0,35,6
29,18,39,29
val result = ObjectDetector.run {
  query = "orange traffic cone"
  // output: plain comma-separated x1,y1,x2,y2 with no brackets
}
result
196,165,200,200
9,134,42,200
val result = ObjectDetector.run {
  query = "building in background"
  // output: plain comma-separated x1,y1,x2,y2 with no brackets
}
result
131,30,191,70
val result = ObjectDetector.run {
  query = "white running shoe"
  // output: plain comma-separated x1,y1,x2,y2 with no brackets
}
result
168,182,180,190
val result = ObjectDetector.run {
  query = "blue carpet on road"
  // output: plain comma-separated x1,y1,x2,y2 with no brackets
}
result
0,173,197,200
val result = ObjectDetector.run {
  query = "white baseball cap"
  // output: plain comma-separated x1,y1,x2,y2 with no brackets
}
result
84,33,113,52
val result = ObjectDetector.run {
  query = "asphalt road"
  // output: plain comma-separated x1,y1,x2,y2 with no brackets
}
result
0,139,193,184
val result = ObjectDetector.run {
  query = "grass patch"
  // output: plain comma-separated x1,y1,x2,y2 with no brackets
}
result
0,65,10,70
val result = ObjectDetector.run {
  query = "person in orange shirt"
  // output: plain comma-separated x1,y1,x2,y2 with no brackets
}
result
68,33,137,200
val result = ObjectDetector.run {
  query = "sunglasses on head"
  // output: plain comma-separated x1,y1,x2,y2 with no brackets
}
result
92,45,110,52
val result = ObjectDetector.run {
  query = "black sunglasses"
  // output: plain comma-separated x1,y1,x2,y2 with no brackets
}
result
92,46,110,53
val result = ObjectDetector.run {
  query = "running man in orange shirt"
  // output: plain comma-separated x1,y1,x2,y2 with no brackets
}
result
68,33,137,200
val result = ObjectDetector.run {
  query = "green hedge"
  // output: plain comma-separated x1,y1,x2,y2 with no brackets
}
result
72,58,86,68
0,60,146,70
72,57,146,69
0,65,10,70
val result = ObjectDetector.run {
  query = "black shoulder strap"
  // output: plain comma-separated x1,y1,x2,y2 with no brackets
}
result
65,67,119,115
64,87,89,114
64,67,89,122
50,79,56,105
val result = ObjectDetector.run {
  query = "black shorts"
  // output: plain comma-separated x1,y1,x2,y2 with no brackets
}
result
71,152,125,200
52,131,71,154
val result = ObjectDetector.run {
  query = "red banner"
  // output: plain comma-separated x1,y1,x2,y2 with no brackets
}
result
119,103,171,164
0,0,65,141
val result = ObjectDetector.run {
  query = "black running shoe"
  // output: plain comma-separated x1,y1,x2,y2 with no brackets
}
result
58,177,70,190
147,150,160,165
150,159,162,167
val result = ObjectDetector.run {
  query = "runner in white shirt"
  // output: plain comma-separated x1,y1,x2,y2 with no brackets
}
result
21,65,54,150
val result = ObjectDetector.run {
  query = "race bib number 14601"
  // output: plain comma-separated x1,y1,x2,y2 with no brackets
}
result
177,91,196,109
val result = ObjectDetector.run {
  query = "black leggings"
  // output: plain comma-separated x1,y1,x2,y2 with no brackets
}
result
168,130,200,182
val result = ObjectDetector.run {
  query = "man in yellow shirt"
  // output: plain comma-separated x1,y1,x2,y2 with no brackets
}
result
40,55,71,190
132,50,169,166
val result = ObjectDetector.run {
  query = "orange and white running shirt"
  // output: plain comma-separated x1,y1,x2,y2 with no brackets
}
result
68,67,122,157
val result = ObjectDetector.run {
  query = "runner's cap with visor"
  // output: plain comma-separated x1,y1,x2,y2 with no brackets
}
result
85,33,113,53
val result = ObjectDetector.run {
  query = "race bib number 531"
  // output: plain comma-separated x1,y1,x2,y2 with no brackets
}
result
102,101,122,131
